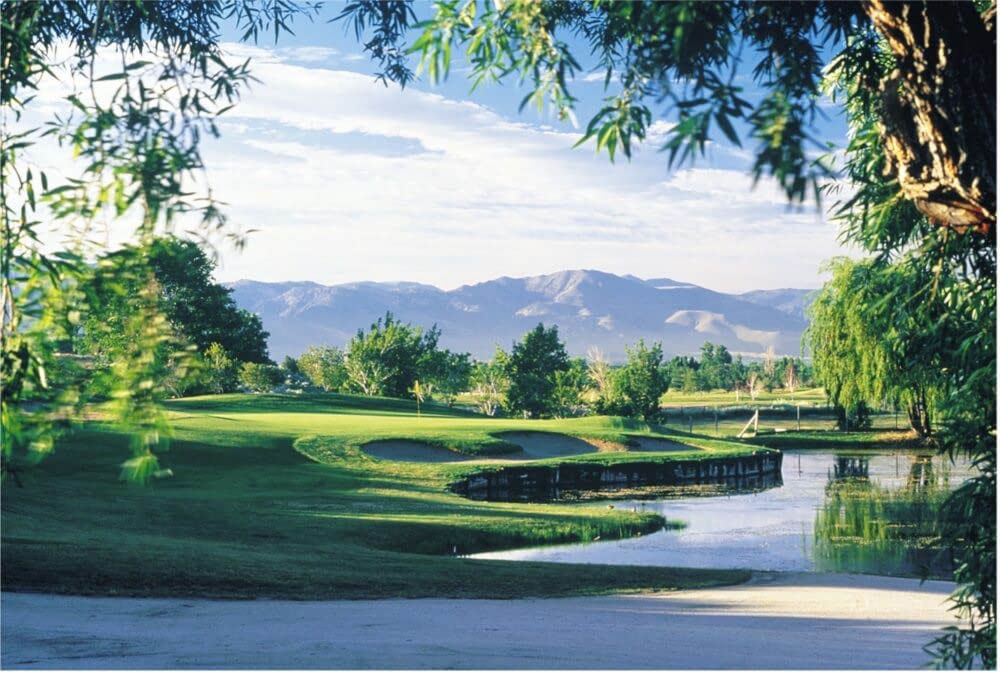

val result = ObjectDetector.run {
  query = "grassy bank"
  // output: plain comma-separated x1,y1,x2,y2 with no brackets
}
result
742,429,925,450
2,394,752,599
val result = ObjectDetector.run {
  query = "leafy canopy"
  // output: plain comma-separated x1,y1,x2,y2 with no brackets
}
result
505,323,569,418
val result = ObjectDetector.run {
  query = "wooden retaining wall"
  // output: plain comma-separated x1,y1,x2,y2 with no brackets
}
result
450,451,783,502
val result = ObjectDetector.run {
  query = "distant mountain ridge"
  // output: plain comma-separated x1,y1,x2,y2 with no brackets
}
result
228,270,814,361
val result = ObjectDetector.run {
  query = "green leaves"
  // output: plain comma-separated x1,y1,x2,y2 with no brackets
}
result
344,312,444,399
505,323,570,418
3,1,322,482
574,92,652,162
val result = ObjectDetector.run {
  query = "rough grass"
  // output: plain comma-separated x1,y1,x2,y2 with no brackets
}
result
2,393,752,600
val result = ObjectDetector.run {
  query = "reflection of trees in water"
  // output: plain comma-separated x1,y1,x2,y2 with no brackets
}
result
831,455,870,480
907,455,937,491
815,454,953,579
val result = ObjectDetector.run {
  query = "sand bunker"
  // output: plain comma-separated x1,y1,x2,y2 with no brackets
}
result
626,436,694,452
361,441,470,463
495,432,603,459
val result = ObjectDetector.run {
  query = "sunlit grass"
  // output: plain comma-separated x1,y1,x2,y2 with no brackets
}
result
2,392,752,599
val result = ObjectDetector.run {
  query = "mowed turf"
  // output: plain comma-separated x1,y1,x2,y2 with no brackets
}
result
660,386,829,407
2,393,752,600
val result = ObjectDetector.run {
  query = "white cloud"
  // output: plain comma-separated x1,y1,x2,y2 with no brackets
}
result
14,42,849,294
276,46,339,63
581,70,614,83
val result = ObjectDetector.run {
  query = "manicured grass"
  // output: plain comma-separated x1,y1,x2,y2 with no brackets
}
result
745,429,926,450
2,393,752,600
660,386,829,407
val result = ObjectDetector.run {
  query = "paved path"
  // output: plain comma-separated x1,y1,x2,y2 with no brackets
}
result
1,572,955,669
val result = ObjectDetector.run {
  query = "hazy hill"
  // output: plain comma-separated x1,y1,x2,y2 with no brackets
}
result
229,270,813,361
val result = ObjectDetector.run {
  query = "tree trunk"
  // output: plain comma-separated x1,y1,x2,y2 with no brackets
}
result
836,404,848,431
864,1,996,235
907,402,926,439
919,389,933,438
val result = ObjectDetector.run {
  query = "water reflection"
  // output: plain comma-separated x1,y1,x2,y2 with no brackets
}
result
461,471,783,503
832,455,869,480
470,450,972,578
814,454,954,578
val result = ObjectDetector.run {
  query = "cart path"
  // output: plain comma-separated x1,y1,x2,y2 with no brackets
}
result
1,572,956,670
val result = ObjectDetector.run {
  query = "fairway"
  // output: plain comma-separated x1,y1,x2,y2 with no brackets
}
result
1,393,754,600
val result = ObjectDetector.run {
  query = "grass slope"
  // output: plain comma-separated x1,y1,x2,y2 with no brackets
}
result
3,393,753,600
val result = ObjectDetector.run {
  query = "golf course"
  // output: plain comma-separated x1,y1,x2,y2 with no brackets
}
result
2,392,770,600
2,391,968,669
5,0,994,668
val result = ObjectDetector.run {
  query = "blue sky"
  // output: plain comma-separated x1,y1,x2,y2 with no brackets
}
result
30,5,855,294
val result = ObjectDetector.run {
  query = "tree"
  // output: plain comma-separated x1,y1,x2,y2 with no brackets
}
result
340,4,995,660
428,350,472,407
681,368,699,394
281,356,300,375
297,346,349,392
469,349,509,417
505,324,569,418
3,1,317,481
238,362,282,394
609,339,669,421
698,341,737,391
808,259,941,439
762,346,777,392
745,369,764,402
344,312,441,398
141,238,270,364
783,360,800,399
551,358,587,418
201,343,239,395
586,346,615,409
76,238,270,367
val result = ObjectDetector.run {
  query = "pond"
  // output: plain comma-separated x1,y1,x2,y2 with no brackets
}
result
470,450,974,579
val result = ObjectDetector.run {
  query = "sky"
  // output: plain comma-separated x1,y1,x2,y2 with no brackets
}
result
26,5,856,294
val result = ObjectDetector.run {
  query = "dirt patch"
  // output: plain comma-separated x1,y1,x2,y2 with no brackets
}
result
626,436,695,452
495,432,604,459
361,441,470,463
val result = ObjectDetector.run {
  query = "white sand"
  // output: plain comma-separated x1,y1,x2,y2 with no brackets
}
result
627,435,693,452
1,572,957,669
360,440,471,463
496,431,604,458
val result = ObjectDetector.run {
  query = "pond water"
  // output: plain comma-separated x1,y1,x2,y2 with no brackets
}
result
470,450,974,578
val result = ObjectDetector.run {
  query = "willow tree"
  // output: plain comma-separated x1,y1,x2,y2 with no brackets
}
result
340,1,996,666
807,259,940,438
2,1,318,481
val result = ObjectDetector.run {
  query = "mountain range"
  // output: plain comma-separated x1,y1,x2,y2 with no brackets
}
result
228,270,815,362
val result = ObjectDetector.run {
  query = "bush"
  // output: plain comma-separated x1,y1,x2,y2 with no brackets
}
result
238,362,283,393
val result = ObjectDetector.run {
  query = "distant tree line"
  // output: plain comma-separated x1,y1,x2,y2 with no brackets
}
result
285,319,813,422
665,343,814,401
55,237,813,422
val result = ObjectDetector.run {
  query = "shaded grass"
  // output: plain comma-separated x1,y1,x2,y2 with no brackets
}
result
3,394,753,599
